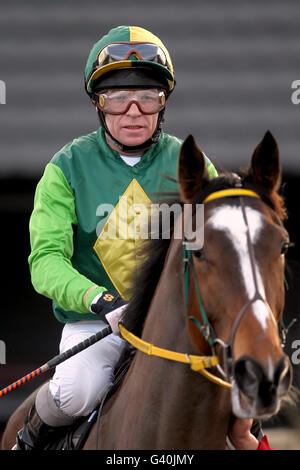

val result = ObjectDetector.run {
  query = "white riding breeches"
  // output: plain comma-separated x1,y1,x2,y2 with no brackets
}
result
43,320,127,421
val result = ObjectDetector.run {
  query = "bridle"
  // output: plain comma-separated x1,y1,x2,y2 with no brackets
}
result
184,187,270,382
118,187,293,389
184,186,292,384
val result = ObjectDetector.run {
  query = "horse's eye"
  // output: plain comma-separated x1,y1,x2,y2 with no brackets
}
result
281,241,294,256
193,248,205,260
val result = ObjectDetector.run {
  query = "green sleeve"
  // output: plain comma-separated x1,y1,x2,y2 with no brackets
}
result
28,163,104,314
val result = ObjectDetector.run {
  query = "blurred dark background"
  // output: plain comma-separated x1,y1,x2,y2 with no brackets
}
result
0,0,299,439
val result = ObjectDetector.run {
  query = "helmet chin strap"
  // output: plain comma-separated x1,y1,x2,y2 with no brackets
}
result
97,109,165,154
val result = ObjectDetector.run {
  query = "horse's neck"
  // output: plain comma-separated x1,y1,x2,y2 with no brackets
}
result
99,238,231,449
136,238,231,446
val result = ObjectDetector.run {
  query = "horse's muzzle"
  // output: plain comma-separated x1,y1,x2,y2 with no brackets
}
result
231,354,292,418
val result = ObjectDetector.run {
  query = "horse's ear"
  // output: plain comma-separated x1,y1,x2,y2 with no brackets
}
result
178,135,209,202
245,131,281,191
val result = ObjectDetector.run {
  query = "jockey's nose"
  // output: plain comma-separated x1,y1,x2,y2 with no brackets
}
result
126,102,142,116
233,355,292,411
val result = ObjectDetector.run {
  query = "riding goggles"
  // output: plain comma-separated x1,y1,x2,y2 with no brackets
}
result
97,42,170,69
86,42,175,96
97,88,166,115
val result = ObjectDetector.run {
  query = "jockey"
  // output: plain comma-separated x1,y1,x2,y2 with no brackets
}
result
14,25,268,451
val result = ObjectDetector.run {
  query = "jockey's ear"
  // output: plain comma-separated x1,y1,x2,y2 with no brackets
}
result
178,135,209,203
245,130,281,192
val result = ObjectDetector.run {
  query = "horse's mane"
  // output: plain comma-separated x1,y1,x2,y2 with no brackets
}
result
122,171,287,337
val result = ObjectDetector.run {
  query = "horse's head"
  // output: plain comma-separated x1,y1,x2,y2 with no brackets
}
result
178,131,292,419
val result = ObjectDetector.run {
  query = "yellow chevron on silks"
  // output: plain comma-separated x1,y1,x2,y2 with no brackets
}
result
93,179,151,300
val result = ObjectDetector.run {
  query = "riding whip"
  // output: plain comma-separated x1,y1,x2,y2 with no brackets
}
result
0,324,112,397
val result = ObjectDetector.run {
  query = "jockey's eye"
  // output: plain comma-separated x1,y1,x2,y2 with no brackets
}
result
281,241,295,256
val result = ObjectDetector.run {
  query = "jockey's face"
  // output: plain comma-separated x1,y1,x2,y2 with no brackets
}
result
104,105,159,149
99,89,159,151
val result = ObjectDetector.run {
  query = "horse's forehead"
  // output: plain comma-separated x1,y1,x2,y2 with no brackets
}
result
206,204,264,243
206,203,273,331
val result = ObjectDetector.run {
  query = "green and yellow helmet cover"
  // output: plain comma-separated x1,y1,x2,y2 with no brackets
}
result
85,26,175,96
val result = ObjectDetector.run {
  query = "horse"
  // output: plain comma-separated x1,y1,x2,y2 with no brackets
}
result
1,131,293,450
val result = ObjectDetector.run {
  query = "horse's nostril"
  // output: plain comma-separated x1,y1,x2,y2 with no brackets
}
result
258,381,277,408
274,356,288,383
234,355,292,408
234,356,262,399
275,356,292,396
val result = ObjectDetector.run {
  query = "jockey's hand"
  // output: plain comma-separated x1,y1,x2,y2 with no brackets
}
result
105,304,128,335
227,418,259,450
90,290,127,334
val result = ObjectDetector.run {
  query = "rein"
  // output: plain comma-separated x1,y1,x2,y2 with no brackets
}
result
119,188,261,389
119,324,231,388
119,187,295,390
